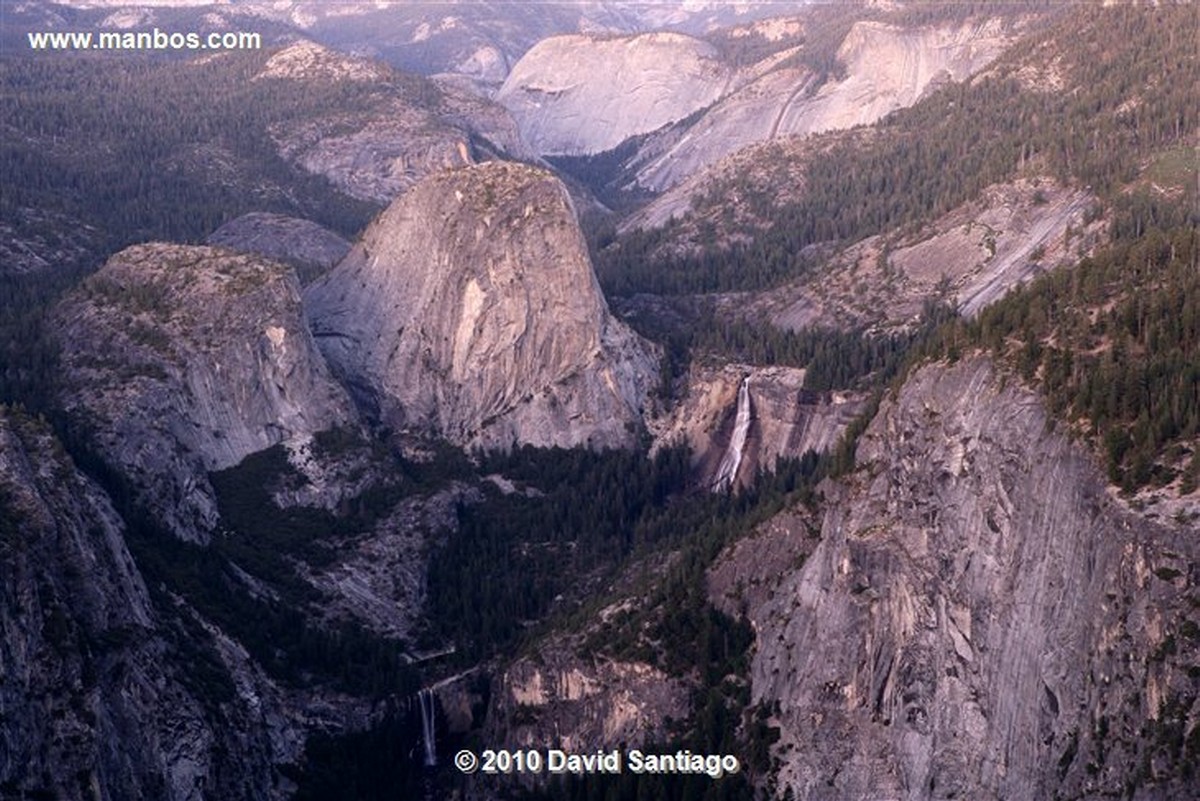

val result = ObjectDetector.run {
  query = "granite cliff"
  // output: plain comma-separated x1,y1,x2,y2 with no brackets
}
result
0,411,297,801
724,357,1198,799
487,631,689,758
306,162,658,451
629,17,1018,193
53,244,354,543
651,363,867,490
496,32,733,157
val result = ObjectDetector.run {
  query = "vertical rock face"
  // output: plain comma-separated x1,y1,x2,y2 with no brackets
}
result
651,364,867,489
487,636,689,757
54,244,354,543
0,412,292,801
750,357,1199,800
305,161,658,451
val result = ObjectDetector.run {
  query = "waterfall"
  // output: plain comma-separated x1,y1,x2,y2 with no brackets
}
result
712,377,752,492
418,688,437,767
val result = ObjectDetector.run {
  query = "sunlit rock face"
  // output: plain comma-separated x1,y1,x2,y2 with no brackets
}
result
496,31,733,156
488,637,690,757
305,161,658,451
622,17,1018,195
777,19,1014,138
54,243,354,543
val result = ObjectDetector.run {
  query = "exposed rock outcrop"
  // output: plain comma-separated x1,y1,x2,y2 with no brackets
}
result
261,42,529,205
762,179,1103,331
293,473,474,641
206,212,351,284
0,411,297,801
486,631,689,756
651,363,867,489
619,131,833,240
621,17,1021,218
269,97,478,206
497,32,733,156
740,357,1199,799
0,207,101,277
624,60,814,193
255,39,389,82
183,0,806,87
781,19,1013,139
306,161,658,451
708,505,822,622
54,244,354,543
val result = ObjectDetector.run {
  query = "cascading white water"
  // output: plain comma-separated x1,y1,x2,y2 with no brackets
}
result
712,377,752,492
418,688,437,767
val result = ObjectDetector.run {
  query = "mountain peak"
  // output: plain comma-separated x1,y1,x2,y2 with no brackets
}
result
306,162,659,451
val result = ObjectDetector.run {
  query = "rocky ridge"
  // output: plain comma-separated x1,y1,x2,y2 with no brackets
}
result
761,178,1104,332
615,14,1027,228
206,212,351,285
779,18,1015,140
306,161,658,452
627,17,1017,193
261,42,529,205
272,104,476,205
538,15,1019,197
255,39,390,82
619,131,834,238
53,244,353,543
0,207,101,277
285,457,474,641
622,59,815,194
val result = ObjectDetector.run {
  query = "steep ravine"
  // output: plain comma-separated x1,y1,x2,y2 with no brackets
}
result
728,356,1198,799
